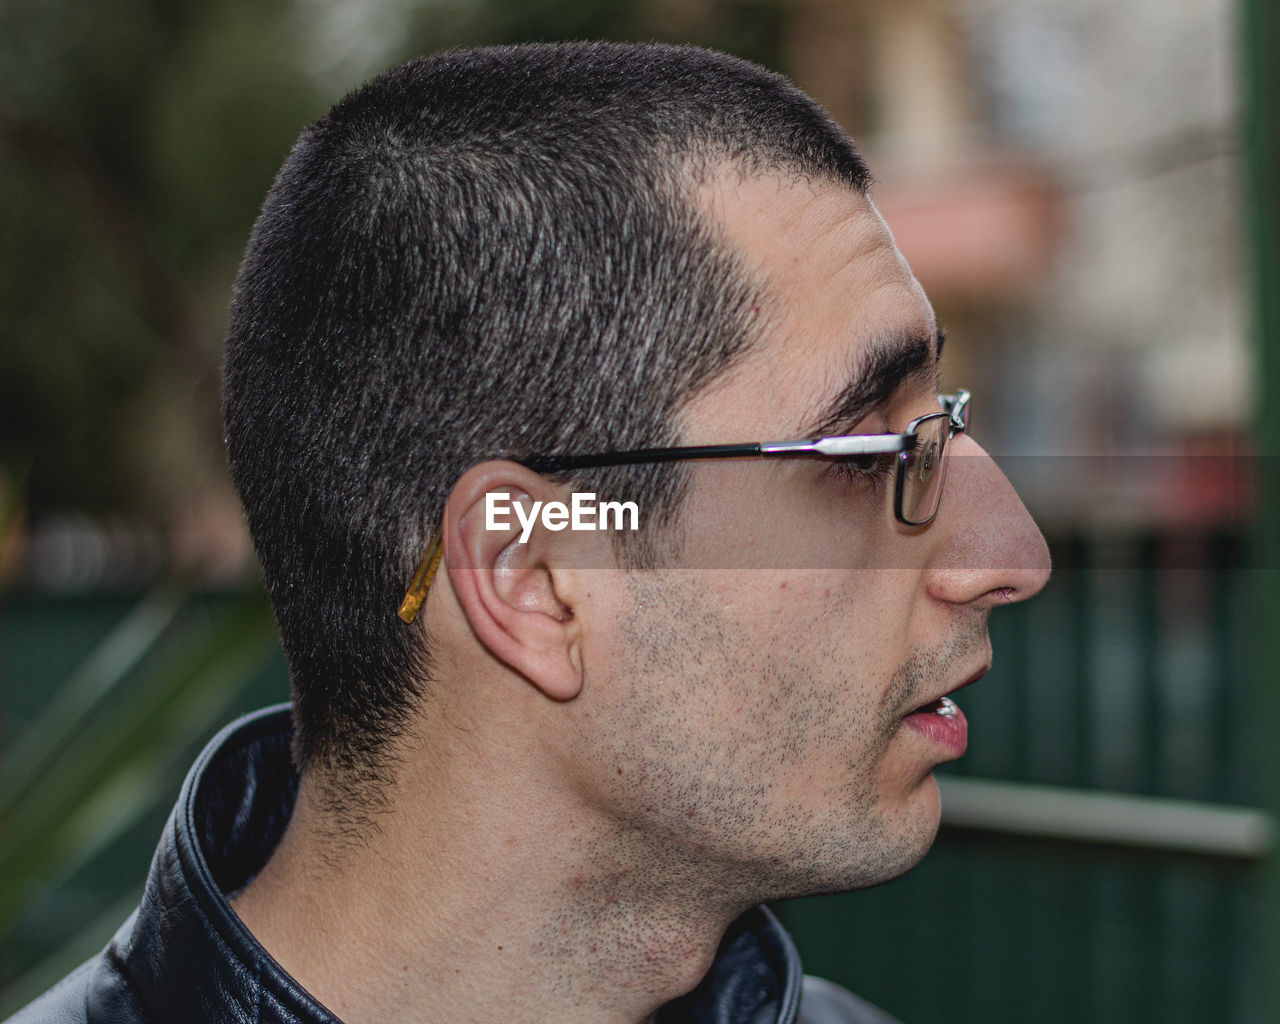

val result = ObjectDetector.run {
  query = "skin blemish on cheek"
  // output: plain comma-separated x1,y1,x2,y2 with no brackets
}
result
779,582,787,590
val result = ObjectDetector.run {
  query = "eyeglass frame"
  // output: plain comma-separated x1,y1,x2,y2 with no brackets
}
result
397,389,971,623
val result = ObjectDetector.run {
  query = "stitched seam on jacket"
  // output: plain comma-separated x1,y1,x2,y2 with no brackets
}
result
255,956,264,1023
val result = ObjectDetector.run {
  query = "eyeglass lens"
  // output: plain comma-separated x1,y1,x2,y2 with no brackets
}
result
900,414,952,524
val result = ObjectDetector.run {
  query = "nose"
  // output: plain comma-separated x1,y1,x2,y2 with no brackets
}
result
925,434,1051,609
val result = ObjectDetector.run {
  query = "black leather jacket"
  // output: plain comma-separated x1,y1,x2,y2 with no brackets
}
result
6,706,899,1024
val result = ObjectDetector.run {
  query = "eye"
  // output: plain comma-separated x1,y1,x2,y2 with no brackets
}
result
830,452,897,488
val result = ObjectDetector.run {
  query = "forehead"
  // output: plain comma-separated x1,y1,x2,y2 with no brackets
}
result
684,171,937,439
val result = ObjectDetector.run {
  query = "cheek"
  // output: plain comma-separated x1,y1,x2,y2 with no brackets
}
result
731,570,927,778
673,463,895,574
616,570,914,779
567,568,943,888
724,568,916,679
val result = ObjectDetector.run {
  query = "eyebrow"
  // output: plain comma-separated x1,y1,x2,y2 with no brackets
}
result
803,326,945,437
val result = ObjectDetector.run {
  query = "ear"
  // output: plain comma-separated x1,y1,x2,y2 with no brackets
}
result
442,461,584,701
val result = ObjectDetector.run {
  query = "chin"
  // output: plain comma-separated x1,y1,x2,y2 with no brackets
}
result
912,770,943,831
860,772,946,887
765,777,945,902
879,774,944,878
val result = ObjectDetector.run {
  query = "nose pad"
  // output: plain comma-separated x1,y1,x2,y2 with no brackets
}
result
926,435,1052,607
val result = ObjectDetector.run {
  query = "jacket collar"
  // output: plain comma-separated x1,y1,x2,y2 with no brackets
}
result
102,705,805,1024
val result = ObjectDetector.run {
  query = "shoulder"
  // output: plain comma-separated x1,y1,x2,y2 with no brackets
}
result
4,959,94,1024
5,923,150,1024
798,976,903,1024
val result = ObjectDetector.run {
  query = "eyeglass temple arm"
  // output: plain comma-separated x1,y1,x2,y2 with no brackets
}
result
521,434,913,473
397,523,445,624
399,428,923,623
521,443,763,474
943,389,971,428
763,436,912,457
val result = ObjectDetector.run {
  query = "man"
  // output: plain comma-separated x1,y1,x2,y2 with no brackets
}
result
9,41,1049,1024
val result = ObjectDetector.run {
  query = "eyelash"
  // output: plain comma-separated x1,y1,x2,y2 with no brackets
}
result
829,452,899,489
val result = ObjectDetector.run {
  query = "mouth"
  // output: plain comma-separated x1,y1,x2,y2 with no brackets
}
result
900,666,988,758
907,695,960,718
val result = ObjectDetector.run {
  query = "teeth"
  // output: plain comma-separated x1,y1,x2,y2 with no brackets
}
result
936,696,958,718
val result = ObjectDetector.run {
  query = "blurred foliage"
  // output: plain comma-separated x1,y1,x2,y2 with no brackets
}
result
0,0,785,527
0,586,283,1012
0,0,326,521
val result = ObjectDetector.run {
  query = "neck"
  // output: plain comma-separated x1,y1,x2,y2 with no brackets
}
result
231,731,746,1024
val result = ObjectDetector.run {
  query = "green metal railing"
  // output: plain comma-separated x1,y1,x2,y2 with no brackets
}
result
0,588,287,1014
950,529,1253,804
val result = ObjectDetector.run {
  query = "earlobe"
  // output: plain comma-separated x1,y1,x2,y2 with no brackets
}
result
442,462,584,701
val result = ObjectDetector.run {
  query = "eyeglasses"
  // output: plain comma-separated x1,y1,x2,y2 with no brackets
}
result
397,390,971,623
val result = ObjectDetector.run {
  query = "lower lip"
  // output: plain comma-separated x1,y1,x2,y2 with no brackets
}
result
902,698,968,759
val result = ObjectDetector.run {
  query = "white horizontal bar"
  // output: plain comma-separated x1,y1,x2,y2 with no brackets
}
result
937,775,1275,859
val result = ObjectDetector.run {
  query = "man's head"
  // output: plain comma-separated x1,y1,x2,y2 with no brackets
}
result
223,41,1050,894
223,41,871,818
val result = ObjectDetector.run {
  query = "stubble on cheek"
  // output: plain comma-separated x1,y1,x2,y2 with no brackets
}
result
587,570,991,898
578,572,903,895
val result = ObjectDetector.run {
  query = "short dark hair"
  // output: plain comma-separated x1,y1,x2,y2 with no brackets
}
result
223,41,870,826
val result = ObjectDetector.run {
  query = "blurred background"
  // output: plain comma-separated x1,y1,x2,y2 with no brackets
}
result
1,0,1276,1020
